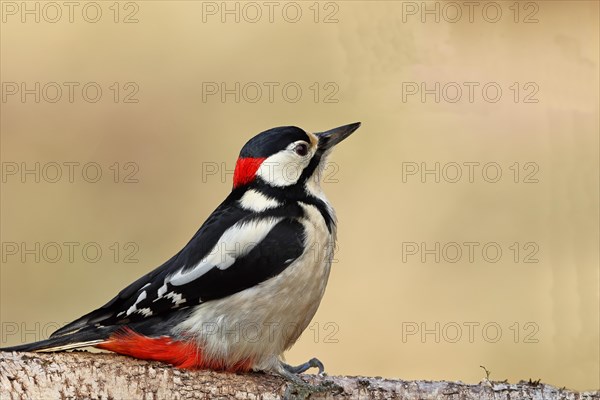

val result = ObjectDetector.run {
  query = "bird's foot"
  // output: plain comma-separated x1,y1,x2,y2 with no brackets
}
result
283,357,325,375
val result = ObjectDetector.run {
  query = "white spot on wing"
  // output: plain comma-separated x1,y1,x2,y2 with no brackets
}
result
165,291,186,306
136,308,153,317
157,281,168,297
126,290,147,316
167,217,283,286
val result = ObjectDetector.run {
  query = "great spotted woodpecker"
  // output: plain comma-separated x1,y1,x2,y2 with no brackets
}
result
1,122,361,381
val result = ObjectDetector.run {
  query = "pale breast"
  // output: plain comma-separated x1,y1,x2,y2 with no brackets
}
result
172,202,336,371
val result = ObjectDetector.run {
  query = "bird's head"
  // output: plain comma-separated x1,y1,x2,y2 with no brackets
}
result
232,122,361,192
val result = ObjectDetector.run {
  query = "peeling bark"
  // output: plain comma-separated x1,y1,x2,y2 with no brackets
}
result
0,351,598,399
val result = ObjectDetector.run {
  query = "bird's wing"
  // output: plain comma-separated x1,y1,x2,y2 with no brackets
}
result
51,198,305,338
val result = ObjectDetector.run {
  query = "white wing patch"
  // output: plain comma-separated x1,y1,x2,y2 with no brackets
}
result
136,308,153,317
238,190,281,212
167,217,283,286
157,281,169,297
119,290,148,317
165,291,186,306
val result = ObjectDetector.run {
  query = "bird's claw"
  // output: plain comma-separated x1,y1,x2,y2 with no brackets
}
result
283,357,325,375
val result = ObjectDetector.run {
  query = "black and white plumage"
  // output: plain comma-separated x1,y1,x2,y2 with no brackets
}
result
1,122,361,380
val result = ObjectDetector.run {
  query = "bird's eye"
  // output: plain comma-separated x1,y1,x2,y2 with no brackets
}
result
294,143,309,156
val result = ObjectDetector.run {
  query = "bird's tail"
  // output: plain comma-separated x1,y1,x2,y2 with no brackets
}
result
0,327,115,353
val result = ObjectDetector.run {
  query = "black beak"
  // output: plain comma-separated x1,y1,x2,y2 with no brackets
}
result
316,122,361,151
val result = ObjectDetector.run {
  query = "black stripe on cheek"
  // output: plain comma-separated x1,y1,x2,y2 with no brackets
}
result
254,182,335,234
298,153,336,233
299,152,322,184
305,198,335,234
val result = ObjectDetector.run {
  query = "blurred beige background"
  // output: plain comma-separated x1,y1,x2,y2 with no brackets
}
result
1,0,598,391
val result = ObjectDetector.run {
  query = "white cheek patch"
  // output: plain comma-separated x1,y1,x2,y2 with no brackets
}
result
256,146,312,187
167,217,283,286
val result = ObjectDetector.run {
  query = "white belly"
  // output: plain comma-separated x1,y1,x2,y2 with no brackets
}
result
173,202,336,371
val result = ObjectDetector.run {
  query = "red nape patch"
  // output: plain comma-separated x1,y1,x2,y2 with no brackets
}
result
96,328,252,372
233,157,266,188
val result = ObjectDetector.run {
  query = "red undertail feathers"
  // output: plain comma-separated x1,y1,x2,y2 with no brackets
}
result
96,328,251,372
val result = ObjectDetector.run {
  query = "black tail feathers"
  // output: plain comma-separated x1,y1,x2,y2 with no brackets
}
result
0,327,115,353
